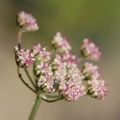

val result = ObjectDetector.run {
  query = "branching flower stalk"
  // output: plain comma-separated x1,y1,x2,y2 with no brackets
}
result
14,11,109,120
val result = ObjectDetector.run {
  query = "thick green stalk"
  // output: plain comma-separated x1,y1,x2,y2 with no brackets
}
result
29,93,41,120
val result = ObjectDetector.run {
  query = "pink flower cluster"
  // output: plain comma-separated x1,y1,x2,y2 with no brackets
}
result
63,53,76,63
88,79,108,100
82,62,101,80
81,38,101,61
32,44,41,55
15,29,108,101
17,11,39,32
14,47,34,67
52,32,71,53
33,45,51,62
58,63,86,101
33,44,86,100
36,63,54,92
82,62,108,99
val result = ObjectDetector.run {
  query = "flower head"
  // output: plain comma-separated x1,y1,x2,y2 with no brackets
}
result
15,47,34,67
17,11,39,32
61,79,86,101
37,48,51,62
36,54,66,93
50,55,86,101
51,55,67,83
52,32,71,53
82,62,108,99
59,63,86,101
87,79,108,100
37,63,54,92
63,53,76,64
34,52,86,100
82,62,102,80
33,45,53,92
80,38,101,61
32,44,41,55
33,46,51,63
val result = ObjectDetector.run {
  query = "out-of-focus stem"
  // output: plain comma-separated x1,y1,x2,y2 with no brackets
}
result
17,67,36,93
29,92,41,120
41,95,63,103
17,30,22,50
17,30,37,91
33,63,38,88
24,67,36,89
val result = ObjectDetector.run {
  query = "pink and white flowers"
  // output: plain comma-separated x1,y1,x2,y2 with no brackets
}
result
52,32,71,53
81,62,108,99
33,52,86,100
15,46,34,67
63,53,76,63
80,38,101,61
15,11,108,102
32,44,41,55
37,63,54,92
59,64,86,101
15,34,108,101
87,79,108,100
82,62,102,80
15,11,109,120
17,11,39,32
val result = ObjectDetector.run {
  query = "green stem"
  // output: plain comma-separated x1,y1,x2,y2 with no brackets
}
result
33,63,38,88
42,97,62,103
24,67,36,89
29,93,41,120
17,67,36,93
41,95,63,103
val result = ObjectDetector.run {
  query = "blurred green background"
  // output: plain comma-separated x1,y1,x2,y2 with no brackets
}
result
0,0,120,120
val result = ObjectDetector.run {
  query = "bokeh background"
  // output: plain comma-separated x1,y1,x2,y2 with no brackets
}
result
0,0,120,120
